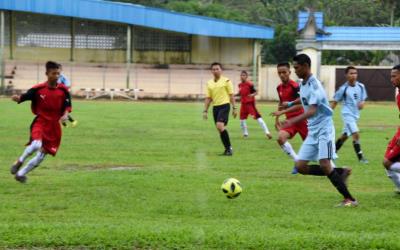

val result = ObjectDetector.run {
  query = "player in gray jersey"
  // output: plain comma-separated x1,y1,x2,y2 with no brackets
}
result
331,66,368,163
280,54,357,207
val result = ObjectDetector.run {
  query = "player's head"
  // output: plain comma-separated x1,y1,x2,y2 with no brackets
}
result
211,62,223,78
391,64,400,88
277,62,291,83
45,61,61,83
240,70,248,82
292,54,311,79
345,66,357,83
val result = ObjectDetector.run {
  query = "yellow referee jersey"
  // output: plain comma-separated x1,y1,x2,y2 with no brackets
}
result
206,76,234,106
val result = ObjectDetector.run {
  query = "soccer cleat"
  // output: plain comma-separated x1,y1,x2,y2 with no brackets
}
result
15,175,27,183
10,160,23,175
71,120,78,127
359,158,369,164
243,134,249,138
266,133,273,140
335,199,358,207
62,121,68,128
221,148,233,156
395,189,400,195
340,167,352,185
291,166,298,175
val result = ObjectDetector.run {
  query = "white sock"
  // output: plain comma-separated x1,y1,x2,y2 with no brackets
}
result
19,140,42,163
281,141,298,161
17,151,46,176
386,169,400,189
257,117,270,134
389,162,400,173
240,120,248,136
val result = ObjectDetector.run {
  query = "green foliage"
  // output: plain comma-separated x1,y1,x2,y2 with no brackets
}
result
1,100,400,248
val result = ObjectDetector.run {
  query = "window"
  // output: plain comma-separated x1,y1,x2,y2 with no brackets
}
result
134,27,190,51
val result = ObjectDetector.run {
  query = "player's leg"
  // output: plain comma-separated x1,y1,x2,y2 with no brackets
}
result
11,140,43,174
335,133,348,152
383,137,400,191
15,149,47,183
68,114,78,127
239,104,249,137
278,129,298,174
215,104,232,155
351,131,368,163
251,103,272,139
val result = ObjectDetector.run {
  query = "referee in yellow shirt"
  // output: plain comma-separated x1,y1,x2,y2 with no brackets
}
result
203,62,237,156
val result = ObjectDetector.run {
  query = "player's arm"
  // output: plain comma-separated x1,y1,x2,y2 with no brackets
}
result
61,89,72,122
280,97,301,109
281,105,317,129
230,94,237,118
203,97,212,120
11,88,36,103
248,84,257,97
271,104,303,117
358,85,367,110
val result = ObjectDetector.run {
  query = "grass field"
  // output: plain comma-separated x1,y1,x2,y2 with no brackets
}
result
1,99,400,249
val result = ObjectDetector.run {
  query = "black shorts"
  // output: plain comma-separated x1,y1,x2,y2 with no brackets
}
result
213,103,230,125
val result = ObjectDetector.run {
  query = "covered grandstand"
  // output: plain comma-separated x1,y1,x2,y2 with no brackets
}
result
0,0,274,98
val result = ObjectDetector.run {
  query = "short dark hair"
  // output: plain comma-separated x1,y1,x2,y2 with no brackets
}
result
46,61,60,71
345,66,357,74
277,62,290,69
241,70,248,75
210,62,223,70
393,64,400,71
293,54,311,67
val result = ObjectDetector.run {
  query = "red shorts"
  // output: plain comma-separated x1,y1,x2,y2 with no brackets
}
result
28,116,62,156
385,129,400,162
240,102,261,120
281,120,308,140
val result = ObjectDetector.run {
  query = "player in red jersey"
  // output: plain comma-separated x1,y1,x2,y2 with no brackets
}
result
270,62,308,174
10,61,72,183
236,71,272,139
383,64,400,193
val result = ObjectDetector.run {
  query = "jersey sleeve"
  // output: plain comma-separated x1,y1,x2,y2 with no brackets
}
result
62,76,71,88
333,86,345,102
18,88,37,103
360,84,368,101
225,79,234,95
291,82,300,98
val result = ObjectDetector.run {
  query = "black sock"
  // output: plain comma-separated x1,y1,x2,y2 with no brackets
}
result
220,130,231,150
335,138,344,152
352,141,363,160
307,165,326,176
328,170,355,201
68,115,75,122
334,168,344,175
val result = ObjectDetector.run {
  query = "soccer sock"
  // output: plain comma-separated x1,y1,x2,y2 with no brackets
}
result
257,117,270,134
18,140,42,163
327,169,355,201
17,151,46,176
240,120,248,136
220,130,232,150
307,165,325,176
335,138,344,152
386,170,400,190
389,162,400,173
68,115,75,122
352,140,364,160
281,142,298,161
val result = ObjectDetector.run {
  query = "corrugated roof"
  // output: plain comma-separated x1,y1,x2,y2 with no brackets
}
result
0,0,274,39
297,11,324,31
317,27,400,41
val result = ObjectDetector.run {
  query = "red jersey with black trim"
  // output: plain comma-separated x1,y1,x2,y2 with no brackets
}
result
19,82,72,120
276,79,304,119
397,93,400,111
238,81,256,104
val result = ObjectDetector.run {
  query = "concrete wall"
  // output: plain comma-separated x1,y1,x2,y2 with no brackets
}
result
191,36,253,66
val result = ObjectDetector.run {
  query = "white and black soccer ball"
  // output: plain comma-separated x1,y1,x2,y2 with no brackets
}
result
221,178,242,199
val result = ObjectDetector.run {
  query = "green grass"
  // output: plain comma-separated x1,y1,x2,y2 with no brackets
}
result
1,99,400,249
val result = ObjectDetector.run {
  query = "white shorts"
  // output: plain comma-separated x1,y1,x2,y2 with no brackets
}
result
298,125,336,161
342,120,359,136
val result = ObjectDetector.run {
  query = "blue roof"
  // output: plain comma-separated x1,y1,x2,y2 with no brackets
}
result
297,12,324,31
0,0,274,39
317,27,400,41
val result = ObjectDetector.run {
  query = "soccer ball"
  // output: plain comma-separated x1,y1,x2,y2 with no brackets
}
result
221,178,242,199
